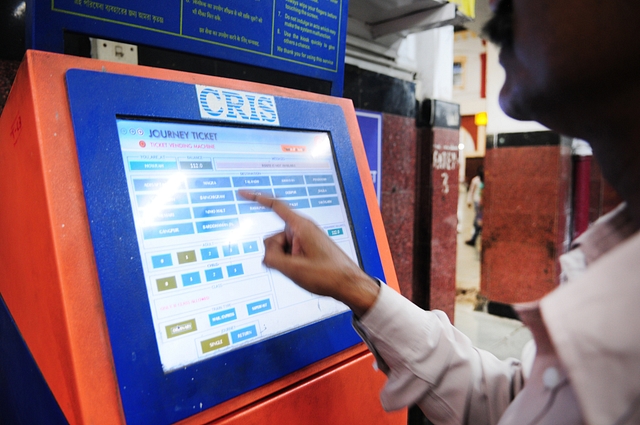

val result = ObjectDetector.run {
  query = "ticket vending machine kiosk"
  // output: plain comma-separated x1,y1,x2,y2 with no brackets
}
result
0,51,405,425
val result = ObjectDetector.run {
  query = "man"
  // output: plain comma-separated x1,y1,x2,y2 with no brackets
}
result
240,0,640,423
465,167,484,247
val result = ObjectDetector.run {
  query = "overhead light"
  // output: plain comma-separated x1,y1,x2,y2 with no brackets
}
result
13,2,26,18
474,112,488,126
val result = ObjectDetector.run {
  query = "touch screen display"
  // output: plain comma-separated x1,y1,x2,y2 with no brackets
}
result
117,119,357,372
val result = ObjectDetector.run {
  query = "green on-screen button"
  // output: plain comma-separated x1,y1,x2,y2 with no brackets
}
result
201,334,230,353
327,228,344,237
165,319,197,338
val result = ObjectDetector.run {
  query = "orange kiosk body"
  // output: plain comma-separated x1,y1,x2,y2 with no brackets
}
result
0,51,406,425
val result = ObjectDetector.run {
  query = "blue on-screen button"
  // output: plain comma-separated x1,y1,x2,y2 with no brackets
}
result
284,199,310,209
205,267,223,281
305,175,334,184
226,264,244,277
143,223,195,239
192,204,237,218
209,308,237,326
151,253,173,268
196,218,239,233
130,161,177,171
231,325,258,343
310,197,339,208
191,190,234,204
274,187,308,198
271,175,304,185
188,177,232,189
232,176,271,187
247,299,271,315
238,203,270,214
201,247,219,260
242,241,259,254
327,228,344,237
182,271,202,286
308,185,337,196
222,244,240,256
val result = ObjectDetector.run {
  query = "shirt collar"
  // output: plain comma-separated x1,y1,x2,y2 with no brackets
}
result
570,203,638,265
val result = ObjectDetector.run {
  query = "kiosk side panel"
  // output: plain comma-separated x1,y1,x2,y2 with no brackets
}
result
0,57,93,424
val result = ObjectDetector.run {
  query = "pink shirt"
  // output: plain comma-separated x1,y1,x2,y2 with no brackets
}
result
356,204,640,424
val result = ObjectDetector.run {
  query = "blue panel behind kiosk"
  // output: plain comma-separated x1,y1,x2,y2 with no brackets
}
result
65,69,384,425
356,110,383,206
27,0,348,96
0,295,69,425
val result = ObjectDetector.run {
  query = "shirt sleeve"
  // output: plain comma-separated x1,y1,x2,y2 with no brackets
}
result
353,283,525,425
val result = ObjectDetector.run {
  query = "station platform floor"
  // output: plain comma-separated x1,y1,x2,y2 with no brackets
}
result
454,183,532,360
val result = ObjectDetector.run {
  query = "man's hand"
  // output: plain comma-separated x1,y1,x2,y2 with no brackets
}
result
238,190,380,317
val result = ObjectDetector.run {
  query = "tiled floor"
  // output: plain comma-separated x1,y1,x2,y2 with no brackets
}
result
454,183,532,360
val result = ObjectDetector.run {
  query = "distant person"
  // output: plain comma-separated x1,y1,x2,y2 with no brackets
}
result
241,0,640,423
465,167,484,247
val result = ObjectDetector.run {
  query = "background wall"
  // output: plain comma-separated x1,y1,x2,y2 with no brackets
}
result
452,31,485,115
452,31,548,136
0,61,20,115
485,43,547,135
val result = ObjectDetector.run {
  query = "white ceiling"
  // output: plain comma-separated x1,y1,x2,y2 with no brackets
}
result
460,0,492,36
346,0,491,52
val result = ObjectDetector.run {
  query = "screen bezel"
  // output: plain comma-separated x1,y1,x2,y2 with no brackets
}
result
116,116,365,370
66,69,384,425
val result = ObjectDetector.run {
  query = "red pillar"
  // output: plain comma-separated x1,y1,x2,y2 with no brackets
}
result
572,155,592,238
414,100,460,321
380,114,418,300
481,132,572,304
